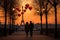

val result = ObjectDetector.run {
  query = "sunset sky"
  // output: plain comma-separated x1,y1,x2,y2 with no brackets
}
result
0,0,60,25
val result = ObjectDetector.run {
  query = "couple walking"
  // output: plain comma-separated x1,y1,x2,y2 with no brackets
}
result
25,21,34,37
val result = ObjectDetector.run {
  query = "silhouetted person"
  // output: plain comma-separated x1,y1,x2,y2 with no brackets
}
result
29,21,34,37
25,22,29,37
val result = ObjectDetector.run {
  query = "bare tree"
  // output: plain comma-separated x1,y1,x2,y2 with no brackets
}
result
38,0,57,35
37,0,43,34
7,0,18,34
53,0,58,38
44,0,48,35
1,0,17,35
48,0,59,38
3,0,8,36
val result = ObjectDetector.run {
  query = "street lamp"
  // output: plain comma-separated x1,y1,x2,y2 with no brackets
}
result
42,8,45,11
12,8,15,11
36,8,45,34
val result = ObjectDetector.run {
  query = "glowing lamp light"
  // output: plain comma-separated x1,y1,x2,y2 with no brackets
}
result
12,8,15,11
37,11,39,13
42,8,45,11
18,14,21,17
29,6,32,10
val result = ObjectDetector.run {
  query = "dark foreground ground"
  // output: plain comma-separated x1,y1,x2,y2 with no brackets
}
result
0,31,60,40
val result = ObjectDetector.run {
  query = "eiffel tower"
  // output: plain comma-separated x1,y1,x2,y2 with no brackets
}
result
20,6,24,26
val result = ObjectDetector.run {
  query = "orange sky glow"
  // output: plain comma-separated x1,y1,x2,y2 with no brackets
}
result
0,0,60,25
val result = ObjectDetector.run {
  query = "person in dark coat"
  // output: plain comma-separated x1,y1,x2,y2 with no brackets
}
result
29,21,34,37
25,22,29,37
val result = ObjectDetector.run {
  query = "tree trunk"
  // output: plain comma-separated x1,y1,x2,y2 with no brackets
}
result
54,0,58,38
39,0,43,34
4,0,7,36
40,13,43,34
45,12,48,35
45,0,48,35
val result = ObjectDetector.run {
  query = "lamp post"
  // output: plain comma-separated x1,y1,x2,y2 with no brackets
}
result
36,8,45,34
37,10,43,34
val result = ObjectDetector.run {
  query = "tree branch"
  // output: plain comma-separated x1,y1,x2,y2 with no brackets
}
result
48,0,54,6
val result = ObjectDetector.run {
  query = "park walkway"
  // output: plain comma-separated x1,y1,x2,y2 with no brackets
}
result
0,31,59,40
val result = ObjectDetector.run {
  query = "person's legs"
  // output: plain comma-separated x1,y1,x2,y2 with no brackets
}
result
30,31,33,37
26,32,28,37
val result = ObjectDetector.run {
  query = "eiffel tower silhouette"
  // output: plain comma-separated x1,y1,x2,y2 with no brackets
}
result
20,6,24,26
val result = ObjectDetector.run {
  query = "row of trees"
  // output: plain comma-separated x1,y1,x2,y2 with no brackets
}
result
0,0,59,38
0,0,18,36
38,0,59,38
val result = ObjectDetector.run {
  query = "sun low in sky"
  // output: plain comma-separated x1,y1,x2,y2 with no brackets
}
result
0,0,60,25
